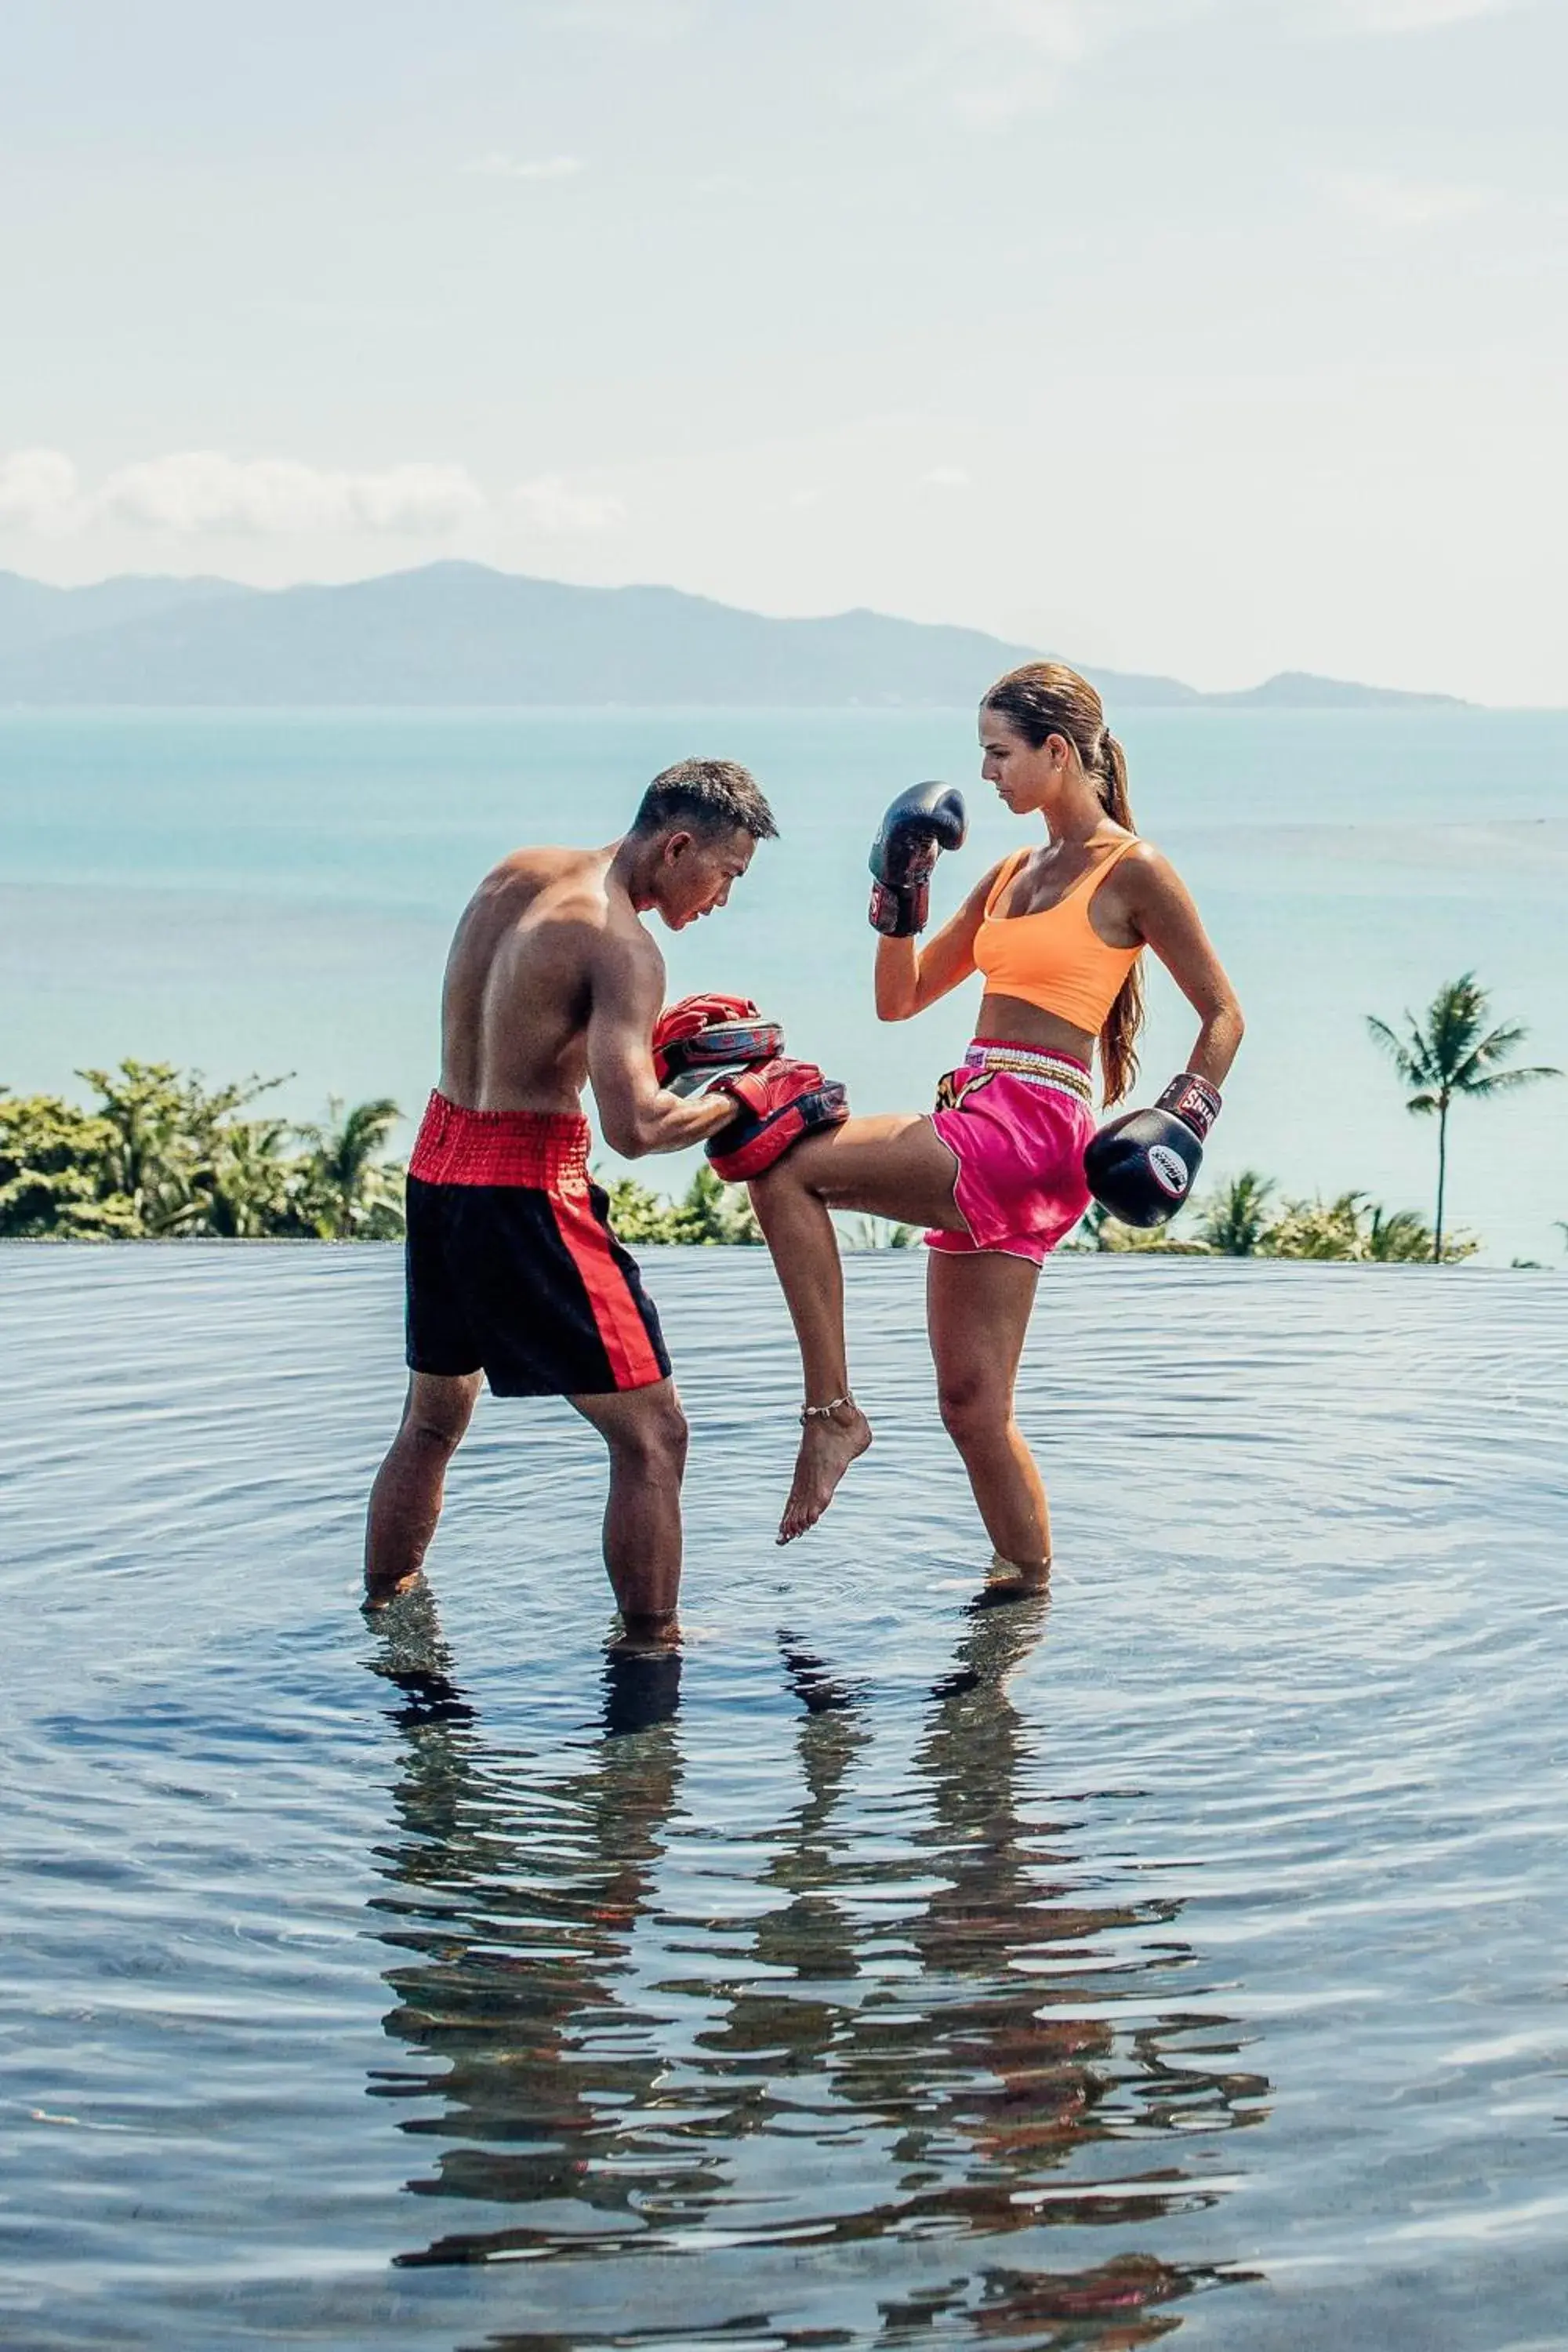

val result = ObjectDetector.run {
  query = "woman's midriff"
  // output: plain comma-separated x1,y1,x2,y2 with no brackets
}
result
972,992,1098,1066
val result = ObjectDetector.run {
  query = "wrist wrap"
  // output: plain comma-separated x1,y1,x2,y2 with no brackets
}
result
1156,1073,1222,1142
869,877,928,937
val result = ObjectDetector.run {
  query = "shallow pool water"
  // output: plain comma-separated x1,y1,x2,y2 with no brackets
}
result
2,1246,1565,2350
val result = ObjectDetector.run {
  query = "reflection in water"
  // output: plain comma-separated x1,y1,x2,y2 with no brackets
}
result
367,1589,685,2254
366,1586,1268,2344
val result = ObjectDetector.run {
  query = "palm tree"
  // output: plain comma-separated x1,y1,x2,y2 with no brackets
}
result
1364,1204,1448,1263
1195,1171,1277,1256
1367,975,1559,1261
198,1118,296,1238
302,1097,401,1238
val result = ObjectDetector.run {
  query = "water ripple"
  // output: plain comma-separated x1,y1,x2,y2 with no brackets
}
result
1,1245,1565,2348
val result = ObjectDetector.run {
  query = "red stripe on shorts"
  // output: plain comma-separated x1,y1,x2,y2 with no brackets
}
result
549,1181,665,1392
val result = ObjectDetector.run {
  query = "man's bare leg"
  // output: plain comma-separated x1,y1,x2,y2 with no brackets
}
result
927,1249,1049,1580
571,1378,689,1644
365,1370,484,1606
747,1113,969,1543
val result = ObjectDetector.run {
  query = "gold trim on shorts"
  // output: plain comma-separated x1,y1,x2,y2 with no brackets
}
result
958,1045,1094,1105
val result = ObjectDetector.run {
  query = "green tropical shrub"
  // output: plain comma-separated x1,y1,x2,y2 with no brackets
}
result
0,1092,140,1237
0,1063,405,1240
1076,1179,1474,1262
601,1163,762,1246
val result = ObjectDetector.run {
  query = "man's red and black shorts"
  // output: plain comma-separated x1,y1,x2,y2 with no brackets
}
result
404,1093,670,1397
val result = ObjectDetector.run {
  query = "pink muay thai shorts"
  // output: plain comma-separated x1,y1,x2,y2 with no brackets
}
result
926,1041,1095,1267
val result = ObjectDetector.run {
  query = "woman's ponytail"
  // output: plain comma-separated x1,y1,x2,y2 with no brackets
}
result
1094,728,1142,1106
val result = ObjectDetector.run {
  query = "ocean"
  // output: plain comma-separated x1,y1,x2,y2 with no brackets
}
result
3,1243,1565,2348
3,706,1566,1261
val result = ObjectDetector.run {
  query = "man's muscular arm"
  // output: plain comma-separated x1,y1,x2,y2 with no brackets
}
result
586,928,736,1160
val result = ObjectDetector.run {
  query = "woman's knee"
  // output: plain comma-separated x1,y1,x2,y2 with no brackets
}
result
745,1158,812,1226
938,1373,1012,1450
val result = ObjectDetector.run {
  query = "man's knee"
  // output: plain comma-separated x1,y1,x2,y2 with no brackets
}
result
400,1373,479,1457
609,1389,689,1475
398,1414,465,1468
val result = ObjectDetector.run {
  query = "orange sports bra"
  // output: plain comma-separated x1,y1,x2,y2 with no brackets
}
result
972,837,1143,1032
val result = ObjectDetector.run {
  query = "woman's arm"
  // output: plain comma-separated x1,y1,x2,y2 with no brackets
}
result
1122,846,1244,1087
874,859,1004,1023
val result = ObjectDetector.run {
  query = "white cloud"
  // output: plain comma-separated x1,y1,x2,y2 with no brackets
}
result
96,453,485,535
1317,0,1516,28
513,474,627,533
923,0,1523,92
916,0,1198,122
960,0,1096,60
539,0,699,36
1330,170,1497,228
0,448,81,532
463,153,585,181
0,451,623,542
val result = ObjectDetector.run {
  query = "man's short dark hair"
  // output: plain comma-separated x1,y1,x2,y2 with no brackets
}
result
632,758,779,843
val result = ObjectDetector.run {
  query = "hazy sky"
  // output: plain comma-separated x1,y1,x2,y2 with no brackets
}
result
2,0,1563,701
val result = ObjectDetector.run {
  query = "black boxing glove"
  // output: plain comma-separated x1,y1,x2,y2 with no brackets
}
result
1083,1073,1222,1229
868,782,968,937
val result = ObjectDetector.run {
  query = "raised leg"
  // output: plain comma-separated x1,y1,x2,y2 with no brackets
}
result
365,1370,484,1606
570,1377,689,1643
747,1112,969,1542
926,1248,1050,1578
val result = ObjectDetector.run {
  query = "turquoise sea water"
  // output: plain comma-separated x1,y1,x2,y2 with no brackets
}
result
3,706,1567,1261
3,1243,1566,2349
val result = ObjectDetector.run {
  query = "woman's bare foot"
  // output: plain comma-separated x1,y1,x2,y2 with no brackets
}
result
777,1399,873,1544
985,1550,1051,1592
362,1566,426,1613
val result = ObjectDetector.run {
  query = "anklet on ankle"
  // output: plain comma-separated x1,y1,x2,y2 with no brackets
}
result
800,1394,854,1424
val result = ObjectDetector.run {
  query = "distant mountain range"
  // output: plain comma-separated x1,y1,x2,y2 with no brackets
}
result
0,562,1466,710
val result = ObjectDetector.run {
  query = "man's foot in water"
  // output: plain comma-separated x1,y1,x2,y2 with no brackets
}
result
777,1396,872,1544
609,1611,682,1656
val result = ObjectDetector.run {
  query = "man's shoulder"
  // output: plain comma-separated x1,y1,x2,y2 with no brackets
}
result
488,842,600,893
507,848,659,968
485,844,616,930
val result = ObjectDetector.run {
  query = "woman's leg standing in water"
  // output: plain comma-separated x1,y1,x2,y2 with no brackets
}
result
925,1249,1051,1580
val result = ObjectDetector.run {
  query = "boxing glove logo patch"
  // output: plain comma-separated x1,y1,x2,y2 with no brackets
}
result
1148,1144,1190,1197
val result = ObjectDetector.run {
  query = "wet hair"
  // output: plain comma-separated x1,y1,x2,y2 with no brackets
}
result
631,758,779,844
980,661,1143,1105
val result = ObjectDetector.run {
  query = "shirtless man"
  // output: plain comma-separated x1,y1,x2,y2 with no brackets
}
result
364,758,779,1641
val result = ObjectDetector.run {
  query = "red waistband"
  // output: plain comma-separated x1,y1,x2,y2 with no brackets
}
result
408,1091,590,1187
